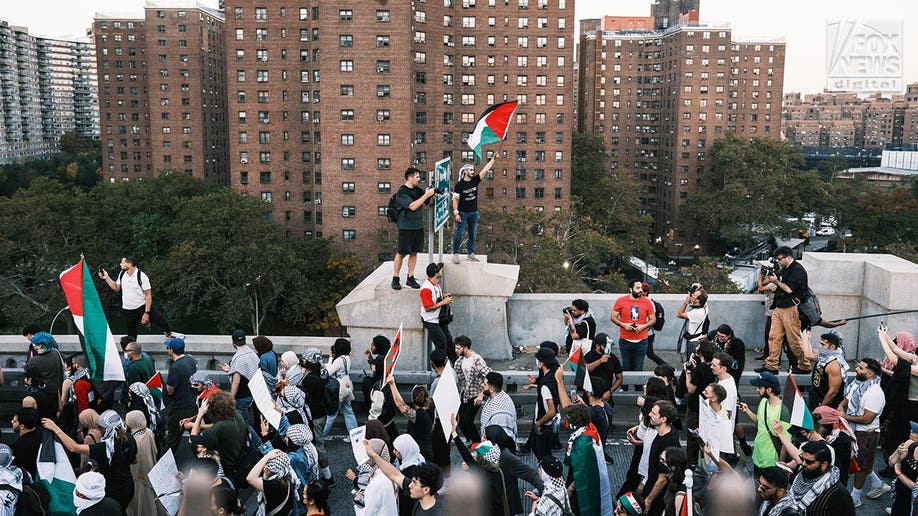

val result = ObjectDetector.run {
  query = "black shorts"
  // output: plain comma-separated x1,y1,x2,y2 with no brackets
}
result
397,229,424,255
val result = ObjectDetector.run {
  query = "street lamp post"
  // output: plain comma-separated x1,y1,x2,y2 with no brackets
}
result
692,244,700,262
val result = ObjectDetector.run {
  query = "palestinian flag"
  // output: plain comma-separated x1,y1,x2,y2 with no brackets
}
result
147,371,165,409
60,258,125,382
567,346,594,395
467,101,518,163
568,423,615,516
781,374,814,430
36,430,77,515
383,323,402,385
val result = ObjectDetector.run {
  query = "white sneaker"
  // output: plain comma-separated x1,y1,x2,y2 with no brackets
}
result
866,483,892,499
452,254,460,264
885,508,892,514
166,331,186,340
467,253,479,262
852,496,862,508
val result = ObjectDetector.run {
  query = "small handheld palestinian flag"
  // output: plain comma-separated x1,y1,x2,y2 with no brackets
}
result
383,323,403,385
147,372,165,409
781,374,814,430
59,257,125,383
567,345,593,395
467,100,518,163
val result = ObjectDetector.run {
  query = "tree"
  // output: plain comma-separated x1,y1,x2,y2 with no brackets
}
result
572,132,652,256
679,134,827,252
657,259,743,294
0,174,362,335
833,179,918,251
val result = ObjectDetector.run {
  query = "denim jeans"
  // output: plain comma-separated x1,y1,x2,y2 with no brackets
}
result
452,210,480,254
323,398,359,436
235,396,253,427
619,338,648,372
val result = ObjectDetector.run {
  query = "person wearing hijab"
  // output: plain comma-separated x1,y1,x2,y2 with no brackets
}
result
393,434,426,516
279,385,309,424
246,448,297,516
300,348,334,486
285,423,319,486
525,455,570,516
73,471,121,516
363,438,399,516
324,338,359,438
43,410,137,511
25,332,65,414
127,382,160,433
125,410,158,516
363,439,445,516
0,444,22,515
280,351,304,387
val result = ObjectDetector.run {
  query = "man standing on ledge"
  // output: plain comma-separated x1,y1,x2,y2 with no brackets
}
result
610,279,656,386
98,255,180,340
757,246,811,375
393,167,436,290
452,157,494,264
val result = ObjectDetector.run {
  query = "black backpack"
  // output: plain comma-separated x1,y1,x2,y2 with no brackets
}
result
322,376,340,415
117,268,144,288
385,193,401,224
652,300,666,331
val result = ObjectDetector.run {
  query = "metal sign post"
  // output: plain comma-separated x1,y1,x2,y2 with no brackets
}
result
424,157,451,371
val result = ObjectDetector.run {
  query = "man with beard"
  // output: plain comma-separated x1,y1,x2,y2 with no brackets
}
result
756,466,798,516
563,299,597,354
775,441,854,515
837,357,888,507
610,280,656,384
641,400,680,516
739,372,791,475
708,324,745,385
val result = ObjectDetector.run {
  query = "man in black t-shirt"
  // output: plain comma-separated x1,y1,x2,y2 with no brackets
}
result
393,167,436,290
762,246,811,374
641,400,681,514
584,333,623,396
451,157,494,263
164,338,198,453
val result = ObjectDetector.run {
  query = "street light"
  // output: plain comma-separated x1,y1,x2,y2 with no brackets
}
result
692,244,700,262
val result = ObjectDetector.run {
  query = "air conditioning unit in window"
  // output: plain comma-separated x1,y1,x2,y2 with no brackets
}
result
314,198,321,204
377,66,386,73
342,212,350,218
377,91,386,97
376,116,385,122
240,157,248,164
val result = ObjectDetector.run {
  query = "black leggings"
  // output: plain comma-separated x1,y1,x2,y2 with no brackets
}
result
423,321,456,362
645,334,667,366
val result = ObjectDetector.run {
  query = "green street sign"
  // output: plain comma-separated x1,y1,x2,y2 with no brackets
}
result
434,157,451,231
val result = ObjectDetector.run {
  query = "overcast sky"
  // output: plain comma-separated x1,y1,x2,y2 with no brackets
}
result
3,0,914,94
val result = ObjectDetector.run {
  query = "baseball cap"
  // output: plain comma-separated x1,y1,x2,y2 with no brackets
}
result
426,262,442,278
540,455,563,478
164,337,185,351
750,371,780,390
910,421,918,434
231,329,246,345
535,346,558,365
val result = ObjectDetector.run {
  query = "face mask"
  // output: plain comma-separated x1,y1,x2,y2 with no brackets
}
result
536,360,542,369
73,493,95,514
123,353,130,361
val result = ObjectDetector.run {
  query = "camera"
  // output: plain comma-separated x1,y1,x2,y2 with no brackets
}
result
684,284,699,294
562,307,573,316
761,257,779,277
428,178,445,195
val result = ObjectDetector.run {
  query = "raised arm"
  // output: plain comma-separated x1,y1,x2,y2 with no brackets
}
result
387,376,409,415
42,419,90,456
247,449,281,492
363,439,406,487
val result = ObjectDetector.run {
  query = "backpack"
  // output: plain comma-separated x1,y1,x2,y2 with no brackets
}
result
652,299,666,331
117,268,144,288
385,193,401,224
0,475,51,516
321,375,340,415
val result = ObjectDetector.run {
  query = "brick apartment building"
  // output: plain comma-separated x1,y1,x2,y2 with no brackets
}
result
783,83,918,149
0,20,99,165
94,4,227,183
225,0,573,255
577,0,784,248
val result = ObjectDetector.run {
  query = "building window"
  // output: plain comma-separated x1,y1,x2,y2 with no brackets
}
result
261,192,272,202
341,109,355,121
378,182,392,193
342,206,356,218
341,158,356,170
340,34,353,47
376,10,390,22
377,134,391,146
339,9,353,21
343,230,356,240
342,182,355,192
377,158,391,170
255,7,267,20
260,171,271,184
340,60,353,72
341,134,354,145
377,35,390,47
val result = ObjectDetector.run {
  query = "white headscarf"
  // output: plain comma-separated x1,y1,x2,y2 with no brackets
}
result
73,471,106,514
281,351,303,385
129,382,158,431
393,435,424,471
0,444,22,493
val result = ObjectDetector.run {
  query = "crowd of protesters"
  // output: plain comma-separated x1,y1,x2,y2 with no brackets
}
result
3,244,916,516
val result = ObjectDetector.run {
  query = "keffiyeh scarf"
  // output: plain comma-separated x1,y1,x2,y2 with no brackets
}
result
845,376,881,417
301,348,329,380
770,466,839,514
129,382,159,431
98,410,127,460
280,385,309,422
816,346,849,375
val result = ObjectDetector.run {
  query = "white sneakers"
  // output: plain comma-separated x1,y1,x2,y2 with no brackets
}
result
467,254,479,262
452,254,461,264
866,483,892,499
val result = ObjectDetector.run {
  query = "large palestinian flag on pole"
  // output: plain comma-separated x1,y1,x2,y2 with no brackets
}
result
467,100,518,163
60,258,125,382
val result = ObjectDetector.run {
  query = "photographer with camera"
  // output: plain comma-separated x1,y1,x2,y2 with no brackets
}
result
757,247,811,375
676,284,709,364
563,299,596,355
392,167,437,291
420,263,456,362
451,158,494,264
